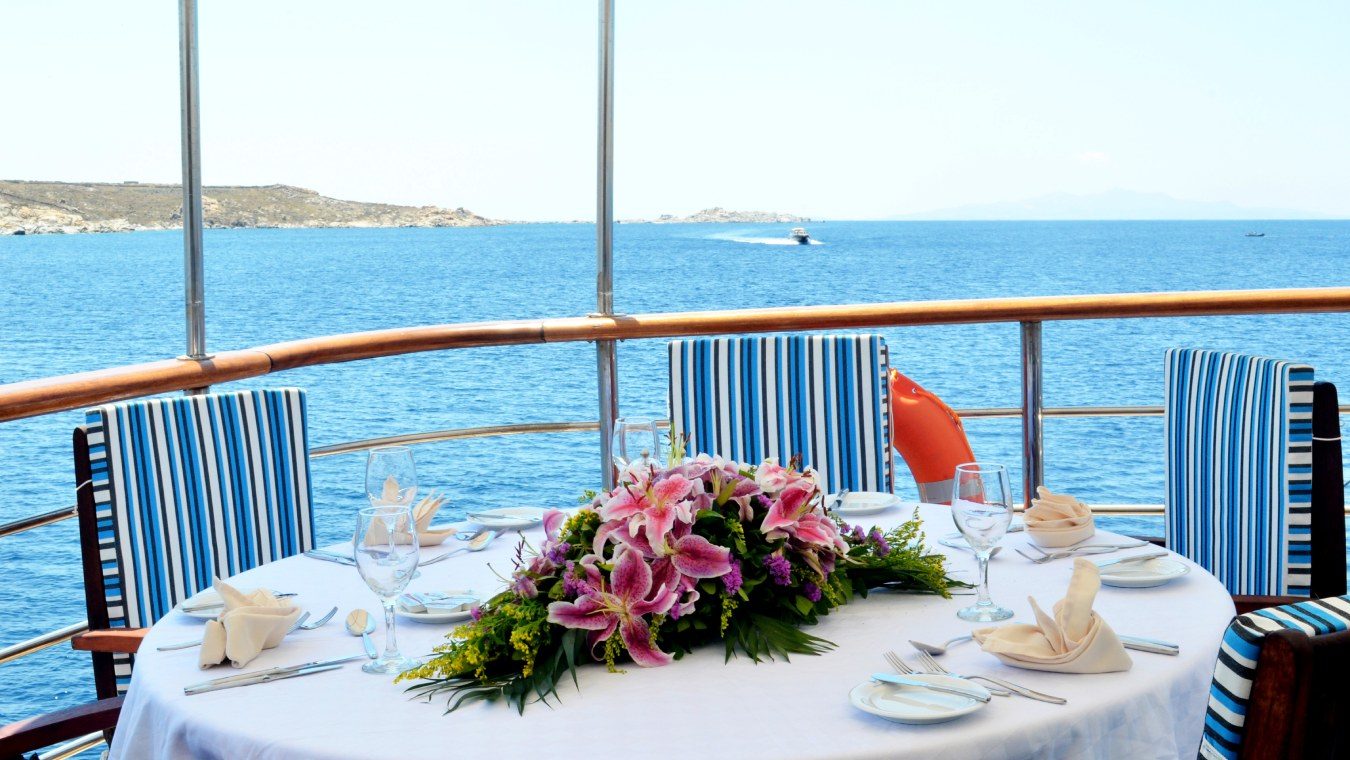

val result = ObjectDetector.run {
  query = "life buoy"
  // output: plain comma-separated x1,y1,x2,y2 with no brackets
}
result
888,368,975,504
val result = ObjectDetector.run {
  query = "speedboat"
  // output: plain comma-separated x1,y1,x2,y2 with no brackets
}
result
1246,232,1265,237
790,227,810,244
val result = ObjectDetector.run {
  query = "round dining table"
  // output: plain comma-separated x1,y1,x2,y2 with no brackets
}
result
109,504,1235,760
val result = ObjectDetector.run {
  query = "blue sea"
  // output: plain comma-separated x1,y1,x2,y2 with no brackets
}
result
1,220,1347,725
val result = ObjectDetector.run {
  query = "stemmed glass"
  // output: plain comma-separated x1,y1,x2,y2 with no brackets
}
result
951,462,1015,622
354,505,421,674
366,446,417,506
612,418,662,472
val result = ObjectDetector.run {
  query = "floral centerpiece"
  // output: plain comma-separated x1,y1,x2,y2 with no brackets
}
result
400,454,960,712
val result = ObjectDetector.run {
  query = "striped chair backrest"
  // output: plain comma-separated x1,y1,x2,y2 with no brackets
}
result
1200,596,1350,759
668,335,893,495
79,387,315,694
1164,349,1314,596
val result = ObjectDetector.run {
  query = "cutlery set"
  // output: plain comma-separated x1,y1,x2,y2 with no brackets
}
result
1014,539,1152,564
171,527,504,693
880,629,1181,707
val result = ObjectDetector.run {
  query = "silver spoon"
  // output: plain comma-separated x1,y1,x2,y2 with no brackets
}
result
346,609,377,659
422,530,499,565
909,634,975,656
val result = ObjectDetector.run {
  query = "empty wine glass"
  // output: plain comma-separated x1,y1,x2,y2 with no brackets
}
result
366,446,417,506
612,418,662,473
951,462,1015,622
354,505,421,674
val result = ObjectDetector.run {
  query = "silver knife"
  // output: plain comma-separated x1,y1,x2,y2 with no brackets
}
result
184,662,346,695
180,592,297,613
184,653,367,691
1119,635,1180,655
870,672,991,702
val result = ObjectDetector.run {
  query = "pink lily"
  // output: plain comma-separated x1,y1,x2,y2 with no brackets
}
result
599,474,695,548
546,549,678,667
542,509,567,541
760,479,817,536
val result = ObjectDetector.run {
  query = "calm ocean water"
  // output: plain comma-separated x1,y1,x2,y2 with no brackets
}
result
1,220,1347,723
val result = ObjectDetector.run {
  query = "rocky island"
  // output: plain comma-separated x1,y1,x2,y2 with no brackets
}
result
0,180,501,235
620,207,809,224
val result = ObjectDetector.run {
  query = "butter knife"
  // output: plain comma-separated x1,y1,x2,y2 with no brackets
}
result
184,662,346,695
1094,551,1170,569
870,672,991,702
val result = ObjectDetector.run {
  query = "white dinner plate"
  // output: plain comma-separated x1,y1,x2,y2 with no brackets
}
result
831,492,904,516
396,589,481,624
1099,557,1191,588
849,674,990,725
465,507,547,530
176,588,297,621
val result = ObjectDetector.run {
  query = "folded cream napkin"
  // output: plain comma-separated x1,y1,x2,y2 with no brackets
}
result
364,487,455,547
198,580,302,670
1024,486,1095,547
972,558,1131,674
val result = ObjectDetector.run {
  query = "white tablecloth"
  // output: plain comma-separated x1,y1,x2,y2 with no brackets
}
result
109,505,1234,760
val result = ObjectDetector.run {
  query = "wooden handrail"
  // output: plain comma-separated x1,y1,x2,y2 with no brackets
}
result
2,286,1348,423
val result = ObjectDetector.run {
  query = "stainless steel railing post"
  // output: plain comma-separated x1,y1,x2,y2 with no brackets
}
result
594,0,619,490
178,0,209,377
1020,321,1044,508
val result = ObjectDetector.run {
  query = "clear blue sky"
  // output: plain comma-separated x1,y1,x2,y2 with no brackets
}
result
6,1,1349,220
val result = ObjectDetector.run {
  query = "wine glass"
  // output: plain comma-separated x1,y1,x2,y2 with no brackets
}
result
951,462,1015,622
366,446,417,506
612,418,661,473
354,505,421,674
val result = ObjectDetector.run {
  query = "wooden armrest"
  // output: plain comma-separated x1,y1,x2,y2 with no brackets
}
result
0,696,122,758
1233,595,1307,615
72,628,146,654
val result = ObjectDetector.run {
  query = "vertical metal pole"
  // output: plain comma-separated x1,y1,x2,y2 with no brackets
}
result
594,0,619,489
1019,321,1044,508
179,0,208,368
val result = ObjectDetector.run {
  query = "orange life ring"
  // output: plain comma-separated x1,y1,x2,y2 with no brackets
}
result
888,369,975,504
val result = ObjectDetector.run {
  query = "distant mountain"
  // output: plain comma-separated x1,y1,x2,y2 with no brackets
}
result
893,189,1331,221
0,181,502,235
619,207,809,224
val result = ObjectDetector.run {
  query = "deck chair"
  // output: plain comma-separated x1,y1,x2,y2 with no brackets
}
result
1200,597,1350,759
70,388,316,702
1164,349,1345,608
668,334,893,496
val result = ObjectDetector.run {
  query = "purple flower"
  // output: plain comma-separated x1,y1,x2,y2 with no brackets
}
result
562,560,588,597
851,525,866,541
470,605,484,621
763,554,792,586
722,560,743,595
803,581,822,602
545,541,571,564
876,538,892,557
869,528,884,543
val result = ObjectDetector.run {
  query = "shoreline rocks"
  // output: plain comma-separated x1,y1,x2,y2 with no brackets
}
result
0,181,503,236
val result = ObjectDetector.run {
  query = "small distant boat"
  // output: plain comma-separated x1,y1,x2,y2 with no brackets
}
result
1245,232,1265,237
789,227,810,244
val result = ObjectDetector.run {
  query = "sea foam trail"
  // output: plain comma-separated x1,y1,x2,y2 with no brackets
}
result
707,231,824,246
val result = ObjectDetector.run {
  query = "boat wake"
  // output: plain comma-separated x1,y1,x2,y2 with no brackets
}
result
707,231,824,246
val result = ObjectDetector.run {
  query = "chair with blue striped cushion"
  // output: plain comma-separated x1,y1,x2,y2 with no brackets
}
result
668,334,893,495
1200,596,1350,758
1164,349,1344,600
71,388,316,699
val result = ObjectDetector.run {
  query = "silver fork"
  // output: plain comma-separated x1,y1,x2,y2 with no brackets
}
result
155,607,330,651
883,650,1011,697
912,650,1066,705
